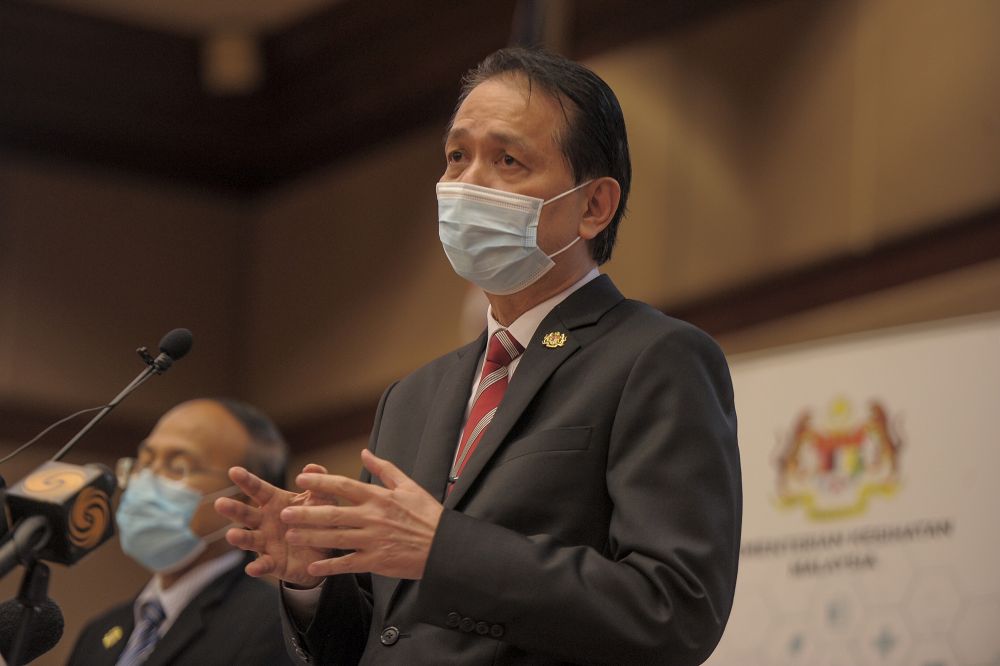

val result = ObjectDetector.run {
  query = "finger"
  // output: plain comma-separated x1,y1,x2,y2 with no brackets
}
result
280,504,364,528
361,449,409,491
305,491,341,506
228,466,276,504
302,463,328,474
296,472,383,505
308,552,365,578
286,526,366,551
300,487,342,506
225,526,266,551
215,497,263,529
245,554,277,578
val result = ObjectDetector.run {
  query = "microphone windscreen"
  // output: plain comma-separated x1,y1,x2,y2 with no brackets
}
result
0,597,65,663
158,328,193,360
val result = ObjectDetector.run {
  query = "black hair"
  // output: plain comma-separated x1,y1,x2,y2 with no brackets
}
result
453,47,632,264
214,398,289,490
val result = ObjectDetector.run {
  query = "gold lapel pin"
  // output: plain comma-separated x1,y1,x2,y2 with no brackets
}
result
541,331,567,348
103,626,124,649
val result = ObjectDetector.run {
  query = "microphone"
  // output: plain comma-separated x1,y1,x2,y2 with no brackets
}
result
52,327,193,462
1,328,193,570
0,598,64,664
138,327,194,374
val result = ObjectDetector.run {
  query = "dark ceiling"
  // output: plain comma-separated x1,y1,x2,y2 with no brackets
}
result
0,0,748,194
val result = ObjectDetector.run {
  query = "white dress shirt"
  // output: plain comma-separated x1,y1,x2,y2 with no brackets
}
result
132,549,245,638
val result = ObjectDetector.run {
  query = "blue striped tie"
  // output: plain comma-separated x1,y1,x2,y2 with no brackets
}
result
116,599,165,666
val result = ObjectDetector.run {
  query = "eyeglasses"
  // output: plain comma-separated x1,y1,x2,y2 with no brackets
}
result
115,455,231,490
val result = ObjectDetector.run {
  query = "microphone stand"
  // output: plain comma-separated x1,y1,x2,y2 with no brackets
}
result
2,517,51,666
7,561,51,666
0,517,49,581
50,346,165,462
0,333,188,662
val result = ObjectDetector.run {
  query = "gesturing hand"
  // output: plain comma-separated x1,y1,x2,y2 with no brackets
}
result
281,449,444,581
215,463,334,589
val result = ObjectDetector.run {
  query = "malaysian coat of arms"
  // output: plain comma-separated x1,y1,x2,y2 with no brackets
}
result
776,397,903,520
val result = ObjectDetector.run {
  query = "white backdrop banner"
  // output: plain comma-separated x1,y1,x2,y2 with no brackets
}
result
708,314,1000,666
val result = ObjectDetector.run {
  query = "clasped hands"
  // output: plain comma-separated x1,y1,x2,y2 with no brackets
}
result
214,449,444,588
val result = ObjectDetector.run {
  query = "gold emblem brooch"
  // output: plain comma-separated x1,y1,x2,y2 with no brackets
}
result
541,331,567,348
103,626,124,649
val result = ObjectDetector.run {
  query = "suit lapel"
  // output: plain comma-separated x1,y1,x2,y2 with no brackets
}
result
408,333,487,501
144,564,242,666
378,334,485,618
444,275,623,508
91,604,135,665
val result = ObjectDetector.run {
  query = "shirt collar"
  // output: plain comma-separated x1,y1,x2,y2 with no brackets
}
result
486,267,600,347
134,550,244,636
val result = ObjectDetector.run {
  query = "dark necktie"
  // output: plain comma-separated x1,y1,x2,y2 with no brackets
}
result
116,598,165,666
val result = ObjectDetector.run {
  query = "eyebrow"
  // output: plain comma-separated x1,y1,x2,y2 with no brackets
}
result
443,127,533,156
137,438,205,464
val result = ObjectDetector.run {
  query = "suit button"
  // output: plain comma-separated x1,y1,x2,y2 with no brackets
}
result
380,626,400,646
446,612,461,628
490,624,504,639
459,617,475,633
475,621,489,635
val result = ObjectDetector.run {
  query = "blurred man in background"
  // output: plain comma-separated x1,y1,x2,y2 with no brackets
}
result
67,398,292,665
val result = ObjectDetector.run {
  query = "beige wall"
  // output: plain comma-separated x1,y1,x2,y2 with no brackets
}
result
244,128,467,421
1,0,998,663
0,157,250,422
591,0,1000,305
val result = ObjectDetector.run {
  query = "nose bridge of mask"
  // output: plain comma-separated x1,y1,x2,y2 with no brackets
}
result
436,181,545,215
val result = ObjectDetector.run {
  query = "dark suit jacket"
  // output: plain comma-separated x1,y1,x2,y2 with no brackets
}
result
68,559,291,665
286,276,741,665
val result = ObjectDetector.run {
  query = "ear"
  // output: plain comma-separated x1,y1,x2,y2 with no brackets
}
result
577,177,621,241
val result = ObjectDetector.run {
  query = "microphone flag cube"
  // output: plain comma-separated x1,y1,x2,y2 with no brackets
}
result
5,461,116,565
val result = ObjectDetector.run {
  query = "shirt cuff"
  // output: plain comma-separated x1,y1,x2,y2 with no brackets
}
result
281,580,325,629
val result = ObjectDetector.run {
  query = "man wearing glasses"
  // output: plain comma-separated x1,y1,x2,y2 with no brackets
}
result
67,398,292,665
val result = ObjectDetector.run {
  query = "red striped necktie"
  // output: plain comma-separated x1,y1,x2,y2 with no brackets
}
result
448,328,524,493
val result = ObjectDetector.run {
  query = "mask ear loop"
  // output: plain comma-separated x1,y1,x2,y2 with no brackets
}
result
200,484,241,504
547,235,582,259
198,485,245,546
201,522,235,545
541,179,593,206
541,179,592,259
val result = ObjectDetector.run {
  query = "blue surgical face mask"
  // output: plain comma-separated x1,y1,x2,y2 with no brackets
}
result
437,180,592,295
116,469,237,574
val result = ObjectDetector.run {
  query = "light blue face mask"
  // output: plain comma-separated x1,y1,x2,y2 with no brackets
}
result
116,469,237,573
437,180,591,295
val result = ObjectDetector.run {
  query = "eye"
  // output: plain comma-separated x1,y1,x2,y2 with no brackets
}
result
497,153,520,167
164,455,194,480
446,150,464,163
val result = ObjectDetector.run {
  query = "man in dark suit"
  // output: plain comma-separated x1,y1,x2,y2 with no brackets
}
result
217,47,742,665
67,399,292,665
